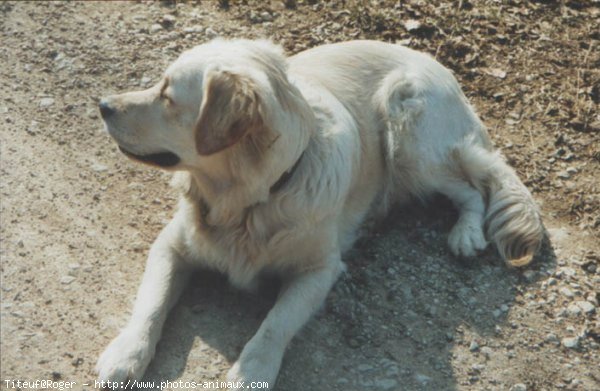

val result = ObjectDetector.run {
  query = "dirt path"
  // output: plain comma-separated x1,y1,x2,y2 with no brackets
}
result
1,1,598,390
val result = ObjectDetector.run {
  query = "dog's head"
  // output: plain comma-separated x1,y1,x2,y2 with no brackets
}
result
100,40,311,177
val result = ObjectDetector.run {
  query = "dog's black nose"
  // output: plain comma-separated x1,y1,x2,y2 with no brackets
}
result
99,100,115,119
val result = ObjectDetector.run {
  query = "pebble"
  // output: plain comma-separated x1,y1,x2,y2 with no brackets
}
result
469,340,480,351
510,384,527,391
545,333,559,343
548,227,569,242
523,270,536,281
404,19,422,32
375,378,398,390
559,287,574,298
39,98,55,108
205,27,218,39
150,24,163,33
575,300,595,314
558,267,576,278
557,170,571,179
60,276,76,285
162,14,176,26
561,336,579,349
260,11,273,22
566,303,581,316
481,346,493,358
91,162,108,172
415,373,431,384
183,26,204,34
357,363,373,372
140,76,152,86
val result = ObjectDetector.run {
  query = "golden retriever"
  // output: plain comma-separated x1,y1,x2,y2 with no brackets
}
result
97,39,543,389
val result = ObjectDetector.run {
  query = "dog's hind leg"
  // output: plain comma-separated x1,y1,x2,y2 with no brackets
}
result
436,179,488,257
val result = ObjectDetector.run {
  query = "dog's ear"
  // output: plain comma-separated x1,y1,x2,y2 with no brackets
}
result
195,68,262,156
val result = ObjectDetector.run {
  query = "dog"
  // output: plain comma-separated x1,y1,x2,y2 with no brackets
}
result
96,39,543,389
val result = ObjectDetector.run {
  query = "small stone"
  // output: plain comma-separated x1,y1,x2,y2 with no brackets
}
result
71,357,83,367
566,303,581,316
91,162,108,172
523,270,536,281
481,346,493,358
260,11,273,22
68,263,80,270
347,338,361,348
183,26,204,34
576,300,595,314
545,333,559,343
559,287,574,298
162,14,176,26
415,373,432,385
469,340,480,352
510,384,527,391
558,267,576,278
548,228,569,242
60,276,76,285
150,24,163,33
205,27,217,39
561,336,579,349
566,167,577,174
39,97,55,108
404,19,421,32
357,363,373,372
375,378,397,390
557,170,571,179
140,76,152,86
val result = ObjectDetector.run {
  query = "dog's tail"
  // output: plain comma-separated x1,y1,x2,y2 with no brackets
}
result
458,141,543,266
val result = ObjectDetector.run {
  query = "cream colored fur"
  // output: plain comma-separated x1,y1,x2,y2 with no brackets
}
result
97,39,543,389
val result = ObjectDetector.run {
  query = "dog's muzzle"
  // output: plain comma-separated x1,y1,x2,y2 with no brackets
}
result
118,146,181,168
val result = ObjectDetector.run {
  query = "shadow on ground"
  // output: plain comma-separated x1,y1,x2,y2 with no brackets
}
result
142,197,557,390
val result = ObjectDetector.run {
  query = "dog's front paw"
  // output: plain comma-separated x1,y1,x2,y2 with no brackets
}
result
448,218,487,257
226,342,282,390
96,328,155,384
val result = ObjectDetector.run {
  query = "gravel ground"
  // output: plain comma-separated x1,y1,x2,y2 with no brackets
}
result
1,1,598,390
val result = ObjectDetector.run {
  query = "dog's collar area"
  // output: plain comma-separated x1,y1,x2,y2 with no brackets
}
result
270,151,305,194
118,146,180,167
196,151,305,230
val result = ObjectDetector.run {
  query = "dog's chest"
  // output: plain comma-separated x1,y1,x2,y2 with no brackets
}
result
179,198,323,288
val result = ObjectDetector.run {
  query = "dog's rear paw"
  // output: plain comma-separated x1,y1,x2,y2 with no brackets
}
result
448,219,487,257
96,328,154,385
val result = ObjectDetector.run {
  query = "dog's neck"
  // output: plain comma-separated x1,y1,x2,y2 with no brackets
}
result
268,150,305,195
177,148,306,230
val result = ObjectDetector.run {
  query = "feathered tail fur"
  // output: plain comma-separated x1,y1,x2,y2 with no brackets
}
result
458,143,544,266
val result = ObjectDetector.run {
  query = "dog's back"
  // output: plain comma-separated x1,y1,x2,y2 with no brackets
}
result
289,41,543,265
